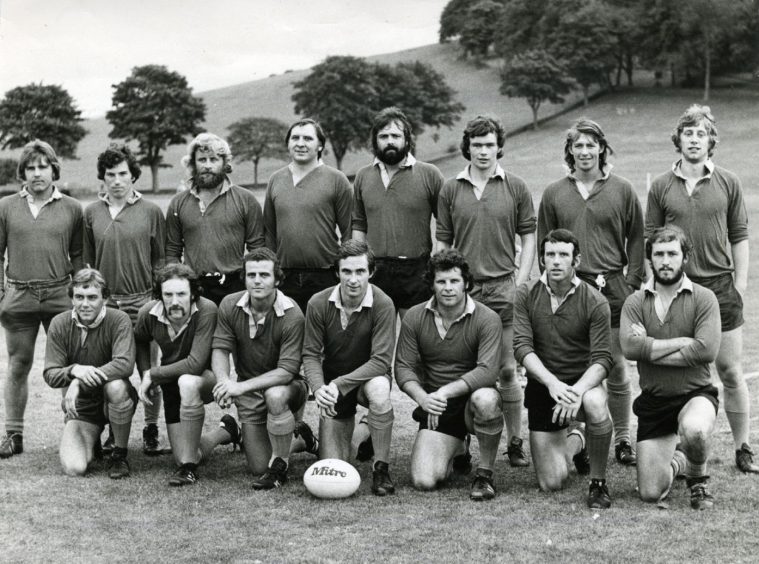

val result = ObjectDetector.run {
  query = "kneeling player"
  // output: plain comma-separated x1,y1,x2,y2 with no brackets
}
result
43,269,137,478
513,229,614,508
303,240,396,495
620,227,721,509
134,264,241,486
212,249,308,489
396,250,504,501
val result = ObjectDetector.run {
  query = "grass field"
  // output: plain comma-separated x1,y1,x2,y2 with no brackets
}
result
3,84,759,563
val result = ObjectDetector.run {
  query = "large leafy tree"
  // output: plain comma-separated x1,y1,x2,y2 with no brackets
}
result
500,50,575,130
0,83,87,158
107,65,206,191
459,1,505,58
227,117,289,186
292,56,464,170
439,0,471,42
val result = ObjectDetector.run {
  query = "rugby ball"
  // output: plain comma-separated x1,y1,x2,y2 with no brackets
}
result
303,458,361,499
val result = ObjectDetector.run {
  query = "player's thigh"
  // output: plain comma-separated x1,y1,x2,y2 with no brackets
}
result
410,429,463,490
59,420,101,475
4,324,39,365
530,430,569,491
241,422,271,474
636,434,678,501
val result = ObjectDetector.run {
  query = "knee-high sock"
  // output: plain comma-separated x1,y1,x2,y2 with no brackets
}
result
367,408,393,464
606,378,631,444
723,381,750,448
108,397,135,449
499,379,523,439
473,415,504,471
267,411,295,463
143,386,163,426
586,416,613,480
179,402,205,463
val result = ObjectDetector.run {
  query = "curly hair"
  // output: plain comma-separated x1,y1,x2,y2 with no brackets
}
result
460,115,505,161
563,118,614,173
425,249,474,292
370,106,415,157
97,143,142,182
181,133,233,176
152,263,201,302
16,139,61,182
671,104,718,157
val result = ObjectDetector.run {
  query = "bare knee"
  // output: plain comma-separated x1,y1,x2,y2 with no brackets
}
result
178,374,202,403
61,456,88,477
538,474,565,492
639,487,664,503
364,377,391,412
582,387,609,423
264,386,290,414
412,473,439,491
471,388,501,419
680,425,709,449
104,379,130,402
716,361,743,389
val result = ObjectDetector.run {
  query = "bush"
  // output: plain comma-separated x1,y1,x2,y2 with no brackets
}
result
0,158,18,186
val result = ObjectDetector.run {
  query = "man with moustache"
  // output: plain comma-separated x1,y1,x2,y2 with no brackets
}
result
351,107,444,319
212,248,307,489
135,264,240,486
513,229,614,508
0,140,83,459
621,227,721,509
302,240,396,495
43,269,136,479
645,105,757,473
538,118,644,466
84,143,166,456
166,133,265,306
436,116,537,468
263,118,353,313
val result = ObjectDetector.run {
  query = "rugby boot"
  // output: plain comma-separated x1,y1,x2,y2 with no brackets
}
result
470,468,496,501
294,421,319,456
615,440,637,466
372,461,395,496
252,457,288,490
169,463,199,487
108,447,131,479
102,426,115,455
687,477,714,510
0,432,22,458
587,478,612,509
736,443,759,473
142,424,160,456
220,414,242,451
452,435,472,475
506,436,529,467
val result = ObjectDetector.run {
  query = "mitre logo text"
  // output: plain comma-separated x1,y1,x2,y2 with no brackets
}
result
310,466,348,477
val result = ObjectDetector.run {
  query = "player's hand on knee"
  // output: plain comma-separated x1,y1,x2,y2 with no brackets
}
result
548,380,578,407
427,413,439,431
64,381,80,418
420,392,446,416
71,364,107,388
213,380,241,405
315,383,338,413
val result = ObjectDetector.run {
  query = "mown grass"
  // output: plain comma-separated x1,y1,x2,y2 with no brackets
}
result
3,83,759,563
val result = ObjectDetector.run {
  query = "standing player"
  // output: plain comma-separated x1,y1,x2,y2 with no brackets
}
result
351,107,444,318
43,269,136,478
302,240,396,495
264,118,353,313
436,116,536,467
134,264,240,486
538,118,644,465
212,248,307,489
621,227,721,509
0,140,83,459
513,229,614,508
166,133,265,305
396,250,504,501
645,104,757,473
84,143,166,456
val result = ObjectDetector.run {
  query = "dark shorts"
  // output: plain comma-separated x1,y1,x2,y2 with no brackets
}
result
524,376,581,432
108,290,152,327
412,394,471,440
577,270,633,328
198,271,245,307
325,374,391,420
63,382,139,428
160,382,182,425
633,385,719,442
690,273,744,331
281,268,335,313
470,275,515,327
234,379,309,425
0,278,70,332
372,256,431,310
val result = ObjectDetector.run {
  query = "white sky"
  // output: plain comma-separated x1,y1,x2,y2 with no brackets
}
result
0,0,448,118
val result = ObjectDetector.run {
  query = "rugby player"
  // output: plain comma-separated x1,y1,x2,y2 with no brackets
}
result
43,269,136,478
436,115,536,468
84,143,166,456
538,118,644,465
135,264,241,486
645,104,757,473
513,229,614,508
0,140,83,459
211,248,307,489
166,133,265,305
263,118,353,313
621,227,721,509
302,240,396,495
396,249,504,501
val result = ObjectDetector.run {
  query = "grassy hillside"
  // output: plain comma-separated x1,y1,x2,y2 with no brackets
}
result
1,42,593,192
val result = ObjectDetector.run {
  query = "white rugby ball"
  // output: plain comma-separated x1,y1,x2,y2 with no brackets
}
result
303,458,361,499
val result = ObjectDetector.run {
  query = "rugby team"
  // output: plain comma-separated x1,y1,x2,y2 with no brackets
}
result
0,103,752,511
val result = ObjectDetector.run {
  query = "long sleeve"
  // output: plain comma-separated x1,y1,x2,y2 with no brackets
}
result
150,307,218,384
334,175,353,239
43,316,75,388
69,205,84,272
394,313,422,390
165,197,183,263
263,182,277,252
98,313,136,381
302,301,328,391
625,190,646,287
244,196,265,252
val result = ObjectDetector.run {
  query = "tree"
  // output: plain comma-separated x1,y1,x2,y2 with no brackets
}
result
459,1,505,58
500,50,575,130
439,0,471,42
0,158,17,186
107,65,206,192
0,83,87,158
292,56,464,170
227,117,289,186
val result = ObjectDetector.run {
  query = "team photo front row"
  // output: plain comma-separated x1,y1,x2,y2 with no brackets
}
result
36,232,721,511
